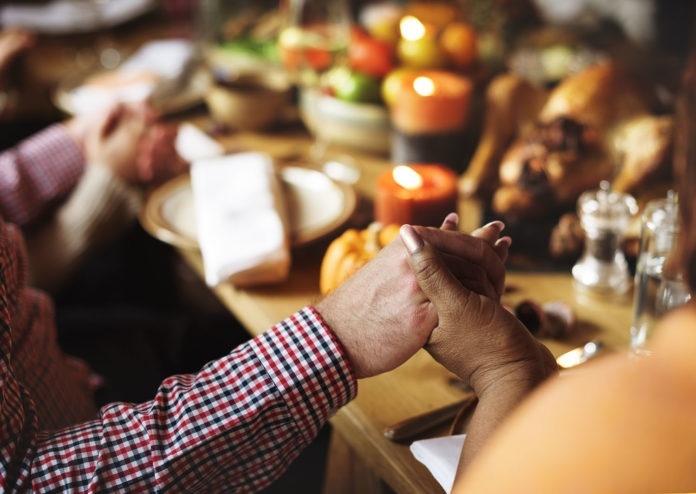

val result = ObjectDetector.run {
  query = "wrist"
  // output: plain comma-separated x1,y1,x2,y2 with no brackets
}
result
470,352,557,400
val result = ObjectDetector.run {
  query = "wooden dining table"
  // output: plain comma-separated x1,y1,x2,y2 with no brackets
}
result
167,116,636,494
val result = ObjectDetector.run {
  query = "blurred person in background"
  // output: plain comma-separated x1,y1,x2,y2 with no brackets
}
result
0,25,248,410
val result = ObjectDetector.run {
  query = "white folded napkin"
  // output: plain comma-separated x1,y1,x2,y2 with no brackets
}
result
410,434,466,494
69,38,196,115
175,123,225,163
190,152,291,287
0,0,156,34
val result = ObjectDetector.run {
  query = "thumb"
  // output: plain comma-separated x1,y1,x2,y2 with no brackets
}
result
399,224,470,315
99,103,126,139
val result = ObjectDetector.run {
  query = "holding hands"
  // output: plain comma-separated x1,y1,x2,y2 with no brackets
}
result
318,211,555,468
66,102,188,186
316,215,513,378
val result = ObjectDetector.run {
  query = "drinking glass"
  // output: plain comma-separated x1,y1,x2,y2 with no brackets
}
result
630,191,691,355
278,0,359,183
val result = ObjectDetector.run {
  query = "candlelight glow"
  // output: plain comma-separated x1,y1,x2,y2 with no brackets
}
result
400,15,426,41
413,76,435,97
392,165,424,190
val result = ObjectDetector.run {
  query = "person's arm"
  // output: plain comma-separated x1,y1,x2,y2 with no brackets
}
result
453,305,696,493
2,216,510,491
0,124,85,226
14,307,353,492
400,223,557,468
23,164,140,293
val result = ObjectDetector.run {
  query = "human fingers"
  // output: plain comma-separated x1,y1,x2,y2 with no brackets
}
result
137,123,187,183
494,235,512,264
440,212,459,231
400,224,475,320
96,103,125,138
401,224,548,387
416,227,506,299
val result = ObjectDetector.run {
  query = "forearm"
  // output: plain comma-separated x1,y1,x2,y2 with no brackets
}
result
0,123,85,225
457,373,544,471
24,307,356,493
24,164,140,293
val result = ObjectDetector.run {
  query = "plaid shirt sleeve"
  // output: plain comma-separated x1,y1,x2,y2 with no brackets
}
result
3,304,357,493
0,124,85,226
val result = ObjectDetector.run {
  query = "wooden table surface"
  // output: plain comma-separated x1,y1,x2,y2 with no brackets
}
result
171,122,635,494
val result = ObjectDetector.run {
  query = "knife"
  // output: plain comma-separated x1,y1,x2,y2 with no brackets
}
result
383,340,605,442
383,392,477,442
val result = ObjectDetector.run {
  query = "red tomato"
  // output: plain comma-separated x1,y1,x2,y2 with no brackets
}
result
348,27,395,78
280,45,333,72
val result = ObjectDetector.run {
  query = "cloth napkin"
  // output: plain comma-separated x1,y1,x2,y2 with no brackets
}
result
0,0,157,34
190,152,291,287
410,434,466,494
69,38,196,115
175,123,225,164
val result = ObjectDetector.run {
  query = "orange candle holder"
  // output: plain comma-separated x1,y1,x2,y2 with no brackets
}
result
391,70,472,134
374,164,458,227
390,70,473,171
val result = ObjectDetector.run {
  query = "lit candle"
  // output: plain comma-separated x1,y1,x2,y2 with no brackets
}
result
391,70,472,134
374,164,458,226
390,71,473,170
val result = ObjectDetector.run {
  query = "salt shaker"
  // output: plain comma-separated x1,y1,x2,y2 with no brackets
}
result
572,181,638,295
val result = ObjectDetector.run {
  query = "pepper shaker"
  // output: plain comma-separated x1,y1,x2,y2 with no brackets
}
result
572,181,638,295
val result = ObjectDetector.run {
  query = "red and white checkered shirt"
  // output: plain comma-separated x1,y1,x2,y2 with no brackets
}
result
0,124,358,492
1,235,356,490
0,123,84,227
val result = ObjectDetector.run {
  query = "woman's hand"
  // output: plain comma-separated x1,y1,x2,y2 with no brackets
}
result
401,223,556,394
400,222,557,467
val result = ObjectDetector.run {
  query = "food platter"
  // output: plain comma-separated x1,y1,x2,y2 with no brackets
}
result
140,166,357,250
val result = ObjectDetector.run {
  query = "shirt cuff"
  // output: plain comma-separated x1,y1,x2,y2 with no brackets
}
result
22,123,85,192
248,306,358,436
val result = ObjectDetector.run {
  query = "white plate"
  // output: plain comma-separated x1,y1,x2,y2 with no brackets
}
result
0,0,158,34
140,166,357,249
54,64,213,117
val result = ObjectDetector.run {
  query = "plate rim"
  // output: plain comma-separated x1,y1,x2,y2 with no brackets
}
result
53,63,213,116
139,166,357,250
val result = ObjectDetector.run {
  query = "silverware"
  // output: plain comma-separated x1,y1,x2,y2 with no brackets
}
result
556,339,604,369
383,340,605,442
383,392,477,442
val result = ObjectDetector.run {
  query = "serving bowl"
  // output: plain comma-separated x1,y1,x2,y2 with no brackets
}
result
299,87,391,154
205,70,292,131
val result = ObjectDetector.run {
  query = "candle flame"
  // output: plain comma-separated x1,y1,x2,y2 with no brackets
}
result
393,165,424,190
413,76,435,97
400,15,425,41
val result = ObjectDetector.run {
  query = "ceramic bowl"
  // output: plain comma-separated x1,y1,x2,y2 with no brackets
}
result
299,88,391,154
205,70,292,131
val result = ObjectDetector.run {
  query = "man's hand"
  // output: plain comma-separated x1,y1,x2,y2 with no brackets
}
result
316,218,510,379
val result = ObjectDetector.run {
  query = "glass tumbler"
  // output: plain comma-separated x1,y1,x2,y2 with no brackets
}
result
630,192,691,354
